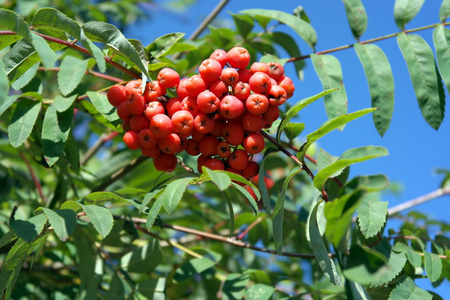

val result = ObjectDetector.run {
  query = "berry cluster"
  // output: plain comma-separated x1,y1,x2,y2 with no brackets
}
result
107,47,295,177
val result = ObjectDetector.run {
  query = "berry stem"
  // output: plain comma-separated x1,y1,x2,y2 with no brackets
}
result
259,130,303,168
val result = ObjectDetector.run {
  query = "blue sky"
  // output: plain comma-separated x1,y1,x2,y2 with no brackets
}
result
124,0,450,294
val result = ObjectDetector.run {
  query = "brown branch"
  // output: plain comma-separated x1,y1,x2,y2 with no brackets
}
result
80,132,119,166
259,130,302,168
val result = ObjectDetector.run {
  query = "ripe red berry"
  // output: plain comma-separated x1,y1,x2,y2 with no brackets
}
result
176,78,190,100
262,105,280,123
123,130,140,150
228,149,249,171
171,110,195,134
208,80,229,98
249,72,272,94
143,81,166,103
150,113,173,139
194,112,215,134
158,133,181,154
181,96,200,116
130,114,150,132
204,158,225,171
145,101,165,121
243,132,265,154
138,129,158,149
157,68,180,88
222,121,245,146
227,47,250,69
199,59,222,82
267,85,288,106
197,155,211,173
197,91,220,113
242,161,259,179
198,136,220,156
246,93,269,115
267,62,285,82
125,80,143,95
219,95,244,119
186,75,207,97
221,68,239,86
126,92,146,115
232,82,251,100
166,97,182,117
153,153,177,172
278,76,295,98
141,146,161,158
242,112,264,132
237,68,252,83
185,139,200,156
117,101,131,120
250,62,269,75
107,84,127,107
210,49,228,68
216,141,231,158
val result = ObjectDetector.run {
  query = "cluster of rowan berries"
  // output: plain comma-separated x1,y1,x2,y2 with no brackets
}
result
106,47,295,177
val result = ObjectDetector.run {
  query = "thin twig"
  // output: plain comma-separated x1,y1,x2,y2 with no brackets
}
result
19,151,45,202
237,217,264,240
80,132,119,166
287,21,450,62
387,187,450,216
259,130,303,168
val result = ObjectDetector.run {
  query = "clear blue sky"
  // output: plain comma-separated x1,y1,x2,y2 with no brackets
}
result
124,0,450,294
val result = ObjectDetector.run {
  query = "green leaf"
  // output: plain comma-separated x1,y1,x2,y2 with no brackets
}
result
54,94,77,112
84,191,129,205
309,200,344,286
216,170,261,201
424,251,443,282
10,212,47,243
40,208,76,241
388,277,432,300
354,43,395,136
394,0,425,30
10,62,38,91
342,0,368,39
224,189,235,235
203,167,231,191
0,95,18,117
32,8,106,72
232,13,254,38
230,182,259,214
433,25,450,95
369,239,407,287
162,177,193,214
240,9,317,50
81,204,114,238
357,193,388,238
42,105,73,166
276,88,337,143
273,166,301,254
397,33,445,130
0,9,31,39
270,31,305,80
222,273,250,300
405,247,422,268
146,196,164,230
440,0,450,21
0,231,17,249
57,56,88,96
299,108,377,159
7,98,41,148
173,257,216,283
324,190,363,250
244,284,275,300
60,200,83,213
258,147,279,214
119,239,162,273
106,273,125,299
136,278,165,299
311,54,348,123
146,32,185,60
283,122,305,141
83,21,149,78
259,54,289,66
30,33,56,69
317,149,339,174
0,34,21,51
314,146,388,190
343,245,388,285
86,91,120,124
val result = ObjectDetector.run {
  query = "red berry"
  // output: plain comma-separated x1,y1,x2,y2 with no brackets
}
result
141,146,161,158
249,72,272,94
166,97,182,117
125,80,143,95
210,49,228,68
186,75,207,97
250,62,269,75
143,81,166,102
153,153,177,172
216,141,231,158
126,92,146,115
222,121,245,146
267,85,288,106
267,62,285,82
117,101,131,120
185,139,200,156
228,149,249,171
172,110,195,134
204,158,225,171
123,130,140,150
176,78,190,100
197,90,220,113
198,136,220,156
194,112,215,134
232,81,251,100
219,95,244,119
181,96,200,117
243,132,265,154
242,161,259,179
107,84,127,107
145,101,165,121
199,58,222,82
157,68,180,88
158,133,181,154
242,112,264,132
150,114,173,139
237,68,252,83
221,68,239,86
138,129,158,149
246,93,269,115
208,80,229,98
130,114,150,132
227,47,250,69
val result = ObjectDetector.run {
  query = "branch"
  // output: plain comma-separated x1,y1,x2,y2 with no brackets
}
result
287,21,450,63
80,131,119,166
19,151,45,202
259,130,303,168
387,187,450,216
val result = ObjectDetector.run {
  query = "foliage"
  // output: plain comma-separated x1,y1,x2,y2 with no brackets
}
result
0,1,450,299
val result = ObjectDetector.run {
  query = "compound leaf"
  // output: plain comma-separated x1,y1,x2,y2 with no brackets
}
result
162,177,193,214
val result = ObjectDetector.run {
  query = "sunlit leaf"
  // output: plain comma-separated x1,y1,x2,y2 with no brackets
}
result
311,54,348,123
240,9,317,50
398,33,445,130
81,204,114,238
7,98,41,148
388,277,432,300
203,167,231,191
10,62,38,91
343,0,368,39
433,25,450,95
146,32,185,59
86,91,120,124
354,43,394,136
440,0,450,22
244,284,275,300
57,55,88,96
162,177,194,214
40,208,76,241
424,251,443,283
173,257,216,283
394,0,425,30
357,193,388,238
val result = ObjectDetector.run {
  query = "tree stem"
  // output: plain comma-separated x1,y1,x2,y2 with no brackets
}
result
387,187,450,216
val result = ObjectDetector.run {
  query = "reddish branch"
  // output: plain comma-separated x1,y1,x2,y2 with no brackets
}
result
19,151,45,202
